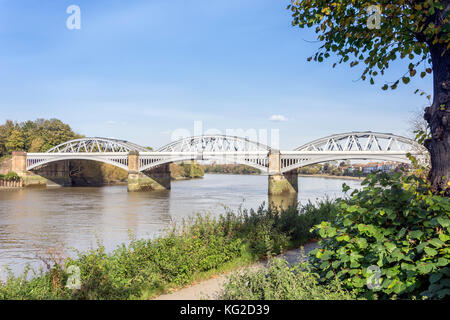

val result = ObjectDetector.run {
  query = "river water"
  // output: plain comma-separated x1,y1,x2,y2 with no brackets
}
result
0,174,361,276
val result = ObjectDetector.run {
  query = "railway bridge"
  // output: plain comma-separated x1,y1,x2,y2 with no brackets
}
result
10,131,426,206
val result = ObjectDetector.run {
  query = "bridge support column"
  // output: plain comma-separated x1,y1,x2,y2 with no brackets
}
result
268,150,298,210
127,151,171,192
11,151,27,176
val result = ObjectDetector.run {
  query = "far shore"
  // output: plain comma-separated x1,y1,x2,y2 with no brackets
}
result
204,172,364,181
298,174,364,181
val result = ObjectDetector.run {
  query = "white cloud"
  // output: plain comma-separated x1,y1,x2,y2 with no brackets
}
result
106,120,117,125
269,114,288,122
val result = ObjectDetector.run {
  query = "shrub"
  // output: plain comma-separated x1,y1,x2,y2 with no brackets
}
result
309,171,450,299
218,257,358,300
0,171,20,181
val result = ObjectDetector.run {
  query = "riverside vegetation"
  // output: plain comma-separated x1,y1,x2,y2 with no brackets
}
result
0,172,20,181
218,170,450,300
0,199,339,300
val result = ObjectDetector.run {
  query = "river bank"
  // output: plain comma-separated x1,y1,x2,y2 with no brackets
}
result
298,173,363,181
0,198,337,300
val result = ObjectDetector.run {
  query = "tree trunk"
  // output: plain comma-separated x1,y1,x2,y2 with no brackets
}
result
424,43,450,195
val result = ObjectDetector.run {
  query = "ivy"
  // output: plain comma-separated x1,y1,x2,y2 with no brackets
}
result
309,172,450,299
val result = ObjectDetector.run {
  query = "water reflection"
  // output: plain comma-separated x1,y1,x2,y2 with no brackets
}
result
0,174,360,275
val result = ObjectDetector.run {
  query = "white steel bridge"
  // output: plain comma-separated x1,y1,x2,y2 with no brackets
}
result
25,132,426,174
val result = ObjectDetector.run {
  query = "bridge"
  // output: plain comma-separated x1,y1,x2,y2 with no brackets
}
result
11,131,426,205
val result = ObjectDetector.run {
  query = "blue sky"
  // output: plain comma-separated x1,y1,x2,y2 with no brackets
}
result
0,0,433,149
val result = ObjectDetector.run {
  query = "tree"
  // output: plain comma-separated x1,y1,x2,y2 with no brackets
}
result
29,137,45,152
288,0,449,194
0,119,81,155
5,129,25,152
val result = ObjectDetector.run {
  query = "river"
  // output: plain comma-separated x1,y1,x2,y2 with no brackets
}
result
0,174,361,276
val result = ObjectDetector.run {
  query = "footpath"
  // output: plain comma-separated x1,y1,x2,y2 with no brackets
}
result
154,241,319,300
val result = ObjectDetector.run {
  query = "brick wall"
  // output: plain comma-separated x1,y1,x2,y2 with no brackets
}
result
0,158,12,175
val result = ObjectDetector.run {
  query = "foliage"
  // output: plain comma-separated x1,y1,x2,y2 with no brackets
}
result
180,162,204,179
288,0,449,90
0,119,82,157
170,162,205,180
0,171,20,181
310,171,450,299
202,164,261,175
0,200,338,299
218,257,358,300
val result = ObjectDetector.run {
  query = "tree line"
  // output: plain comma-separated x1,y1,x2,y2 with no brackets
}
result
0,119,81,157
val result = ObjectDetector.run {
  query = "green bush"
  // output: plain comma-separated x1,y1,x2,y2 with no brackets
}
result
218,257,358,300
0,171,20,181
310,172,450,299
180,162,204,178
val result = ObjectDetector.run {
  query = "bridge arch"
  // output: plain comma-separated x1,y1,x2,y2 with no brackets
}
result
26,154,130,171
137,135,271,172
295,131,424,152
280,153,413,173
26,137,146,171
156,135,271,152
138,153,269,173
46,137,148,153
281,131,427,173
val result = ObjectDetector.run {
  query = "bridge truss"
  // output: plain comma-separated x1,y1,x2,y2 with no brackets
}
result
279,132,426,173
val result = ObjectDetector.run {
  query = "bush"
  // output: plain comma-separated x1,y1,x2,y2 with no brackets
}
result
309,171,450,299
0,171,20,181
218,257,358,300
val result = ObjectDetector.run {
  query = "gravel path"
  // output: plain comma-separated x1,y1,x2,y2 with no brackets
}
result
154,241,319,300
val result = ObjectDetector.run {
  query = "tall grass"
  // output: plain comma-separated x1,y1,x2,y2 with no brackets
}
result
0,199,338,300
217,258,358,300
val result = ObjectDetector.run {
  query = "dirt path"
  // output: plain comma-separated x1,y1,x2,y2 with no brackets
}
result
154,241,319,300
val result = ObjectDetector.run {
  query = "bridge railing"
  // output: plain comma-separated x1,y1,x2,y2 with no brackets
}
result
138,151,269,172
279,150,420,173
26,152,130,171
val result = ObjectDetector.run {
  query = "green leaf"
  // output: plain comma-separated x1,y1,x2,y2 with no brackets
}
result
356,238,368,249
437,217,450,228
429,238,444,248
437,258,448,267
417,263,433,274
409,230,423,239
429,273,443,284
424,246,438,256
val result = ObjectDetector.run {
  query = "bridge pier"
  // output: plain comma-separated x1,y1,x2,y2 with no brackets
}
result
127,151,171,192
268,150,298,210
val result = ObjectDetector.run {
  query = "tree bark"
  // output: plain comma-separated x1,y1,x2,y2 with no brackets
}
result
424,43,450,195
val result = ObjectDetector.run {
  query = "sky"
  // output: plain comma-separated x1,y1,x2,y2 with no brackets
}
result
0,0,433,150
